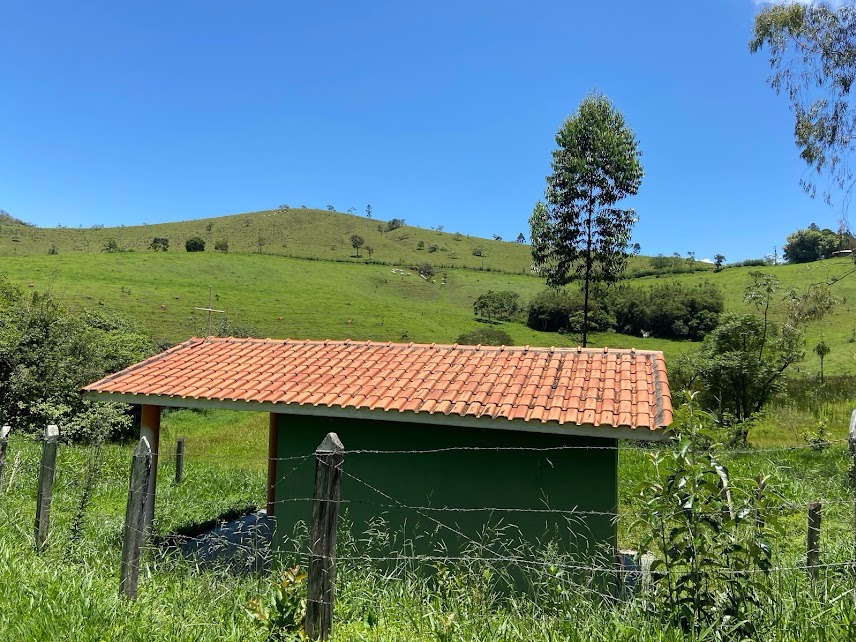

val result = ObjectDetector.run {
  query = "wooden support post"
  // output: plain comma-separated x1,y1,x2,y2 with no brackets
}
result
0,425,10,496
174,437,184,485
806,501,822,581
305,433,344,641
34,425,59,552
849,409,856,630
139,404,161,537
120,437,153,600
267,413,279,516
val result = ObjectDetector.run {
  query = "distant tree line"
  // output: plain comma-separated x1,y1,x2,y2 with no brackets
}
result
783,223,854,263
522,282,724,341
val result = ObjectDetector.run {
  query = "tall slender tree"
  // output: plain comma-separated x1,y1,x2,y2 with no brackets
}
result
530,93,643,346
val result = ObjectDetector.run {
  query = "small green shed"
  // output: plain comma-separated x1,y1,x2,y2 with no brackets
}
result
85,337,672,559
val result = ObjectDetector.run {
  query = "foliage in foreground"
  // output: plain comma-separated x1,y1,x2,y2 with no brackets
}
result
0,276,154,441
638,397,781,638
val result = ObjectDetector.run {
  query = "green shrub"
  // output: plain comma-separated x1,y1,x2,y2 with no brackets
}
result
185,237,205,252
0,278,154,442
149,237,169,252
609,281,724,340
639,395,780,637
214,238,229,253
526,290,612,334
473,291,521,322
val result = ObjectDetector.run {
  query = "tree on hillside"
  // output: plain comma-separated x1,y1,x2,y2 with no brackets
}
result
516,233,526,243
214,238,229,253
530,93,643,346
364,244,374,259
327,205,335,211
714,254,726,271
350,234,365,257
674,272,838,435
366,204,373,218
149,237,169,252
185,237,205,252
783,224,842,263
386,218,405,232
814,337,831,383
751,3,856,215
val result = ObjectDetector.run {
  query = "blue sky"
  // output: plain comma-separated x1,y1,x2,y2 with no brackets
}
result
0,0,841,261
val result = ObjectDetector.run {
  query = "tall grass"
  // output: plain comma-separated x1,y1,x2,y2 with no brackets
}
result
0,407,853,640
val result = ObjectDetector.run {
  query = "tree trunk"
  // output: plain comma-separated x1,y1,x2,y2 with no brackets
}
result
582,198,594,347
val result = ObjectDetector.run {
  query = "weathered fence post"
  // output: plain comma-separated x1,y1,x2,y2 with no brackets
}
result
305,433,344,641
849,409,856,630
33,425,59,552
120,436,153,600
806,501,822,581
174,437,184,485
0,425,10,496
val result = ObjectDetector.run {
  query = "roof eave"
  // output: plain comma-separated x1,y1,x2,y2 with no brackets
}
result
84,391,670,442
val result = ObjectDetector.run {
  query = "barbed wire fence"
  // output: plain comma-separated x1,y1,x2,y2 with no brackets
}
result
0,415,855,639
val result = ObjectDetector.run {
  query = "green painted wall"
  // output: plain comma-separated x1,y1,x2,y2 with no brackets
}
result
273,414,617,562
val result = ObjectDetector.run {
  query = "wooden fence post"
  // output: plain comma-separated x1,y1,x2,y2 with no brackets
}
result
849,409,856,630
33,425,59,552
806,501,822,581
174,437,184,485
0,425,10,496
120,436,153,600
305,433,344,641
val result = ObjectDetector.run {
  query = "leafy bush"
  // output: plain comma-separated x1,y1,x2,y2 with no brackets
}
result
149,237,169,252
609,281,724,340
185,237,205,252
639,395,780,638
386,218,405,232
783,223,849,263
214,238,229,253
0,278,154,442
416,263,435,279
473,291,521,322
101,238,120,253
247,566,307,640
456,328,513,346
526,290,612,334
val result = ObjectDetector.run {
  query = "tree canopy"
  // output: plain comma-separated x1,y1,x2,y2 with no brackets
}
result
530,93,643,346
751,3,856,210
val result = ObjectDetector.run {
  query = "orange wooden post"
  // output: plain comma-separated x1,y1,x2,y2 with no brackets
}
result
140,404,161,537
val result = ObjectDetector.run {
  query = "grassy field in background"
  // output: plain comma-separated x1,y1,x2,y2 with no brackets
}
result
632,256,856,375
0,251,693,361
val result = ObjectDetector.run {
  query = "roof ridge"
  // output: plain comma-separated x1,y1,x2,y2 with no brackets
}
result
185,336,663,355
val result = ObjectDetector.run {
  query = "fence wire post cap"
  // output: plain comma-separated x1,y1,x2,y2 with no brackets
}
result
45,425,59,441
318,433,343,453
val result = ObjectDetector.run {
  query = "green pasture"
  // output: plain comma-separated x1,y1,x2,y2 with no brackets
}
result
0,251,690,360
0,404,852,640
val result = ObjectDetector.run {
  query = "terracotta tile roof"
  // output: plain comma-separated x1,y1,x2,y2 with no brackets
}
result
84,338,672,433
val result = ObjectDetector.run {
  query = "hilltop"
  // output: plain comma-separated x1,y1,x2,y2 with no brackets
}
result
1,208,853,376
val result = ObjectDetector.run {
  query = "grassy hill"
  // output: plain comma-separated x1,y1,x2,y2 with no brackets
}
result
1,208,853,377
1,208,540,274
